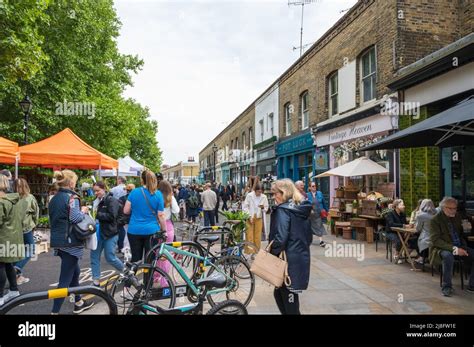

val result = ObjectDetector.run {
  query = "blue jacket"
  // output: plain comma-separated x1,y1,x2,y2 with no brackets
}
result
269,200,313,290
307,190,327,211
49,188,84,248
178,188,189,201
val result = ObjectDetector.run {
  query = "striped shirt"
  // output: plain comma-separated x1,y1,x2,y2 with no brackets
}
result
55,195,84,259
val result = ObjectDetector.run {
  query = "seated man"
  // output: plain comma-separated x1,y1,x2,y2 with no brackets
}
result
429,197,474,296
385,199,418,264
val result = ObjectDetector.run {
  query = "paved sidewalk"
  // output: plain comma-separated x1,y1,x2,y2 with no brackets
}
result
249,235,473,314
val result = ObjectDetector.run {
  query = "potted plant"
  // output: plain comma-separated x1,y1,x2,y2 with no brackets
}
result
219,210,250,245
335,186,344,198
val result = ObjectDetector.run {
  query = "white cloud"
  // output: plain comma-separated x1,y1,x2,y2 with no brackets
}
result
115,0,358,165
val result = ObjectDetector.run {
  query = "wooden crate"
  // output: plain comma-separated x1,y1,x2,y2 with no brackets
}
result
342,227,352,239
356,229,366,241
366,227,374,243
344,189,359,200
335,221,351,227
329,209,342,217
360,200,378,216
350,218,369,228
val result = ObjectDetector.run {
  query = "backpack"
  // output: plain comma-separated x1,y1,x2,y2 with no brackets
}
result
117,195,130,227
188,193,199,209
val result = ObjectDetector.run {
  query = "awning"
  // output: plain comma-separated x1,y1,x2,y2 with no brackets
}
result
361,97,474,150
0,137,19,164
19,128,118,169
315,157,388,178
96,155,144,177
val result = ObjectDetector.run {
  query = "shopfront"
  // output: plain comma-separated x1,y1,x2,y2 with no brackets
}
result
314,112,398,203
256,145,276,178
276,131,314,189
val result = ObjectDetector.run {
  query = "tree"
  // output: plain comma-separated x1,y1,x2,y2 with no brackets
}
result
0,0,162,167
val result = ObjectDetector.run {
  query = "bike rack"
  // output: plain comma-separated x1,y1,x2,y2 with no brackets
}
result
0,285,118,315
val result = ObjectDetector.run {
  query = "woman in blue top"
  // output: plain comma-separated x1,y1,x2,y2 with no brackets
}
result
123,170,167,262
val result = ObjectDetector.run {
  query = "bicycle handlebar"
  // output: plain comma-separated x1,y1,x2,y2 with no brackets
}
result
0,286,118,315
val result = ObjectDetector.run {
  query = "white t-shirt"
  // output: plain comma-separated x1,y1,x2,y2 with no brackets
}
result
164,196,179,220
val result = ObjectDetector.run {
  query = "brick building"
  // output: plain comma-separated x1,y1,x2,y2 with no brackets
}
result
162,160,200,186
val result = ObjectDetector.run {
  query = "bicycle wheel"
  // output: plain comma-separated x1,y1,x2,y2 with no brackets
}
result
140,264,176,310
238,241,259,267
206,299,248,315
206,255,255,309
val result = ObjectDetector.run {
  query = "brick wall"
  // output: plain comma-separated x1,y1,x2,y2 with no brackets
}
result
459,0,474,37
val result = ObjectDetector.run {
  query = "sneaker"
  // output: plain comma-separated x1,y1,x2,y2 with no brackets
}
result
442,287,454,297
0,297,4,306
73,299,95,314
16,275,30,285
466,286,474,293
319,241,327,248
92,281,101,288
3,290,20,302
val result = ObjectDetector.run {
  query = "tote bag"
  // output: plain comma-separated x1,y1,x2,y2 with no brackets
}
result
250,241,291,288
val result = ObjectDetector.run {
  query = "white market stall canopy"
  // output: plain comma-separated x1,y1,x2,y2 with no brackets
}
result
95,155,144,177
315,157,388,178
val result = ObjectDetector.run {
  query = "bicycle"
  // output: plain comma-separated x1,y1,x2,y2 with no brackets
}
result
144,230,255,310
110,261,247,315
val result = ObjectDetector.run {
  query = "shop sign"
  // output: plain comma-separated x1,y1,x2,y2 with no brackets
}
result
315,114,395,147
276,132,313,156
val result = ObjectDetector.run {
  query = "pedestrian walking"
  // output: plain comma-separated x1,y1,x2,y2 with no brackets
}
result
307,181,328,247
123,170,167,263
242,184,268,255
90,181,124,287
13,178,39,285
269,179,312,315
49,170,94,314
186,185,201,223
201,183,217,227
0,175,23,306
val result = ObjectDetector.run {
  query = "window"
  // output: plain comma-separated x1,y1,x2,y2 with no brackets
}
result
285,103,292,136
301,92,309,129
268,113,274,137
235,137,239,150
361,47,377,102
249,127,253,149
231,140,233,150
329,73,338,116
259,119,264,142
242,132,246,150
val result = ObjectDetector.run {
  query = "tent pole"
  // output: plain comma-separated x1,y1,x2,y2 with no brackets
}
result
15,155,19,179
99,165,102,180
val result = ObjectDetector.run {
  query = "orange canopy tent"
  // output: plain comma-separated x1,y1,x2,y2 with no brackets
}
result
19,128,118,170
0,136,19,164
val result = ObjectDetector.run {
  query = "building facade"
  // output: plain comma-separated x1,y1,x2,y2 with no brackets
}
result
162,161,200,186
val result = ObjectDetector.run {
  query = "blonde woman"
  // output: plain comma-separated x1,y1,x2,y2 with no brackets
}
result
242,184,268,256
0,174,23,306
49,170,94,314
13,178,39,285
269,179,312,315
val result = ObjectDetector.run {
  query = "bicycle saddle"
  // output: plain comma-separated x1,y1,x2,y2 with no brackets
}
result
199,235,220,244
195,272,227,289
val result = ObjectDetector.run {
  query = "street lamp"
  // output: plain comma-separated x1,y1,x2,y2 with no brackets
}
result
212,143,218,182
19,95,32,144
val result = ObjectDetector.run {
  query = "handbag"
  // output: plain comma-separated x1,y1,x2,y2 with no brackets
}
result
250,241,291,288
68,195,96,241
85,231,98,250
320,209,328,219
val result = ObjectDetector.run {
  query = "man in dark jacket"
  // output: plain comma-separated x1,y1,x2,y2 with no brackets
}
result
227,182,236,202
90,182,124,287
429,197,474,296
269,181,312,315
385,199,417,264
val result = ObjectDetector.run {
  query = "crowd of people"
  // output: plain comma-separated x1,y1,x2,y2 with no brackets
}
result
1,165,473,315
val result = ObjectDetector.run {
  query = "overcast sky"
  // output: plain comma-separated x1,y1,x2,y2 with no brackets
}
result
114,0,358,166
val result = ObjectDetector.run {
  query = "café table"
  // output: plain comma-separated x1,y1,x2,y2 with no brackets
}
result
390,226,420,271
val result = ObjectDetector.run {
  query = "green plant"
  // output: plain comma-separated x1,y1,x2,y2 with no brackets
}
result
37,216,49,228
219,210,250,244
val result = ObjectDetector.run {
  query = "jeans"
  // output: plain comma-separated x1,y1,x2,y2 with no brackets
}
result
14,231,35,274
0,263,18,297
222,200,228,211
440,246,474,289
52,250,82,313
90,234,124,281
203,210,215,227
117,226,126,251
128,233,154,263
274,286,300,315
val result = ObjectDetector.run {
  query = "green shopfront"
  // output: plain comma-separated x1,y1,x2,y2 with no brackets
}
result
276,131,315,190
